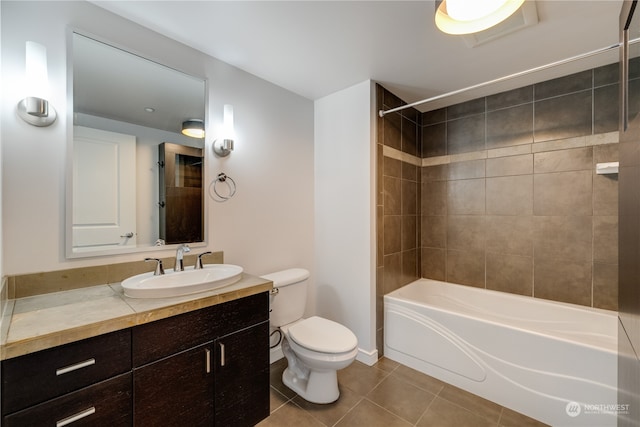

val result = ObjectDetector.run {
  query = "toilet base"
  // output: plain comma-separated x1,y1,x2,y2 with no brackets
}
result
282,366,340,404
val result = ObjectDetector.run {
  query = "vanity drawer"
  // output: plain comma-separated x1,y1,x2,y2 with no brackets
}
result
2,329,131,415
133,305,213,367
3,372,132,427
211,291,269,337
133,292,269,367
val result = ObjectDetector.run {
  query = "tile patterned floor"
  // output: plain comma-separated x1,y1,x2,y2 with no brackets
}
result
257,357,550,427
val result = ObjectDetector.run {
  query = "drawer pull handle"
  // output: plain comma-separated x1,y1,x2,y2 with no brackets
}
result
56,407,96,427
56,358,96,376
205,348,211,373
220,342,225,367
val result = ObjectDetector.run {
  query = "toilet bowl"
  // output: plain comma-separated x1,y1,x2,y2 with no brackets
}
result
280,316,358,403
262,268,359,404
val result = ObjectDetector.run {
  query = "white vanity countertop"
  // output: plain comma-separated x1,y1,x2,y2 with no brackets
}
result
0,273,272,360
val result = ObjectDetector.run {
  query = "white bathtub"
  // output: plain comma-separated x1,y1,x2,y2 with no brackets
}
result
384,279,618,427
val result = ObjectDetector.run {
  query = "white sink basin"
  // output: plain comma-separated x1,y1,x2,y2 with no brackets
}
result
122,264,243,298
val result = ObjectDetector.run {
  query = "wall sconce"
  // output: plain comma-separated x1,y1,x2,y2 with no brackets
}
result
435,0,525,35
181,119,205,138
213,104,235,157
17,41,57,127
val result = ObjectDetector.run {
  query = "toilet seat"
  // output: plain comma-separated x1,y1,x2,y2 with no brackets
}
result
287,316,357,354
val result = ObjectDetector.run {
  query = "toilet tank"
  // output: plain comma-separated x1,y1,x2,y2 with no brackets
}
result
261,268,310,327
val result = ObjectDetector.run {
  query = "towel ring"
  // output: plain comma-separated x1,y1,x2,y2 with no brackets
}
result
209,172,236,202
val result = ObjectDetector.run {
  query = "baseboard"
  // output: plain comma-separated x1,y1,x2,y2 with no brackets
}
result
270,345,284,364
356,347,378,366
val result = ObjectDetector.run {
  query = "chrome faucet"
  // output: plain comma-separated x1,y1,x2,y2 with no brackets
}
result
194,251,212,269
175,244,191,271
145,258,165,276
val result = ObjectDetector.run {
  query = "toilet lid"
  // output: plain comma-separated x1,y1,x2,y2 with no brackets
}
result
287,316,357,354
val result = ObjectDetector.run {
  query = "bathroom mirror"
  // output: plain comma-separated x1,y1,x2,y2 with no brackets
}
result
67,32,207,257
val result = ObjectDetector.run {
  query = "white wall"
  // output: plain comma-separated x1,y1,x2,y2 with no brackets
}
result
0,1,314,297
314,80,377,365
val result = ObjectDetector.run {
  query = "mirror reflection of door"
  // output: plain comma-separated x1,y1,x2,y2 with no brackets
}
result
72,126,137,250
158,142,203,244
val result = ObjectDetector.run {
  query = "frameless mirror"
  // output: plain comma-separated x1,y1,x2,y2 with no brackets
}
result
67,32,206,257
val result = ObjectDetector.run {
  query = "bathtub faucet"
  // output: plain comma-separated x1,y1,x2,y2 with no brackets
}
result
175,244,190,271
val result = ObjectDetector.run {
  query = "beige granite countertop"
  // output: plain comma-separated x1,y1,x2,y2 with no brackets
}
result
0,273,272,360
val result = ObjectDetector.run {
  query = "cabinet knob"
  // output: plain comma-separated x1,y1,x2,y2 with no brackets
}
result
220,342,226,367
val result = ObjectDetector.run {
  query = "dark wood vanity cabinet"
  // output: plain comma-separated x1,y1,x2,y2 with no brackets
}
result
1,292,270,427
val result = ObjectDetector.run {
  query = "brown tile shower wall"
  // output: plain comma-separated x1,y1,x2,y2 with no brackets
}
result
421,143,618,310
376,86,422,356
420,64,622,311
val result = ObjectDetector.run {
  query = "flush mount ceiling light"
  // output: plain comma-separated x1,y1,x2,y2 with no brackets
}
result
435,0,526,35
181,119,205,138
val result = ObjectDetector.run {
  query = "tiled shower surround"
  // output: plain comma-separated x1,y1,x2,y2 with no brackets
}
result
376,62,625,355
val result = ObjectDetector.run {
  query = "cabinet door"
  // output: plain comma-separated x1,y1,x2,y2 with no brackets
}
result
134,342,214,426
214,321,269,427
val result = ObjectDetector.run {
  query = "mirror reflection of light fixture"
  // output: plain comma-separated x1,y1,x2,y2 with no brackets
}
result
213,104,235,157
435,0,525,35
181,119,205,138
17,41,57,127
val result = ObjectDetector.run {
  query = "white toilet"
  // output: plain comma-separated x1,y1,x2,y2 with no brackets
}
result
263,268,358,404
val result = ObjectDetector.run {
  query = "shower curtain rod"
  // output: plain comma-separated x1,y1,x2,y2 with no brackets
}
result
378,39,638,118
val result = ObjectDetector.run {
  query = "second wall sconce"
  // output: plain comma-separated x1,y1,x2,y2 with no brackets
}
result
213,104,235,157
17,41,57,127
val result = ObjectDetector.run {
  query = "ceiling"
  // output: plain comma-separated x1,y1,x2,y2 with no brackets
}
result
73,32,205,134
91,0,624,113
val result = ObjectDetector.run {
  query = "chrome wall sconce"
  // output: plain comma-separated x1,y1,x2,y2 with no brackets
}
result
181,119,205,138
213,104,235,157
17,41,57,127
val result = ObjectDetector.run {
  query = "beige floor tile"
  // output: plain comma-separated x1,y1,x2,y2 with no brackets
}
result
417,396,497,427
269,386,290,414
292,385,362,426
337,360,389,396
366,375,436,424
499,407,550,427
438,384,503,423
334,399,413,427
264,358,543,427
373,356,400,373
256,401,326,427
390,363,446,395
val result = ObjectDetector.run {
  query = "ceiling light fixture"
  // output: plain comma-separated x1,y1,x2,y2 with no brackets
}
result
181,119,205,138
435,0,526,35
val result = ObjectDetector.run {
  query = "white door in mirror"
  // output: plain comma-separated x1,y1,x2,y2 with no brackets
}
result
72,126,136,250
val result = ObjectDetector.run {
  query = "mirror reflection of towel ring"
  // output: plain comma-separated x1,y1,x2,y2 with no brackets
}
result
209,172,236,202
